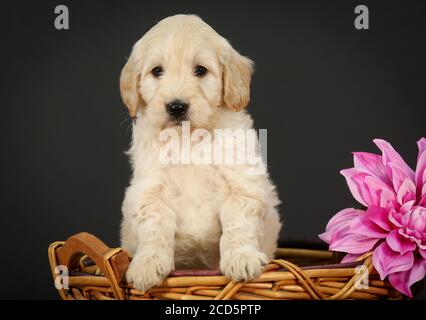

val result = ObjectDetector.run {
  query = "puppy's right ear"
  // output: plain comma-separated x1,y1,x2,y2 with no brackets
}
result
120,51,144,119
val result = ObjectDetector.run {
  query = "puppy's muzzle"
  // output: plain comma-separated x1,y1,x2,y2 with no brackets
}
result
166,100,189,120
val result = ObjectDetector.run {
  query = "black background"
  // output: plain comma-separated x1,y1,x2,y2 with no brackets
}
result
0,0,425,299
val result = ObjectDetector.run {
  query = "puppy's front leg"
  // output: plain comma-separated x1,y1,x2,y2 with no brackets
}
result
219,194,269,281
126,189,176,291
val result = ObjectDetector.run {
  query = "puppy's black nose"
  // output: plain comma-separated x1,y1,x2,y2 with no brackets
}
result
166,100,189,119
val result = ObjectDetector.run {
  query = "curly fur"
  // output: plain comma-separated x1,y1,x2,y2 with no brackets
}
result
119,14,282,291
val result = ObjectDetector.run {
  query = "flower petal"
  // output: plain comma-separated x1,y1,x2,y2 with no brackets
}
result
418,188,426,207
319,208,364,244
366,206,392,231
399,200,415,214
388,209,406,228
416,138,426,198
330,231,379,254
407,207,426,232
340,169,397,208
386,230,416,255
340,169,369,206
373,139,415,182
388,258,426,297
418,138,426,157
350,214,388,239
364,176,397,208
353,152,390,184
420,190,426,207
372,241,414,280
341,253,363,263
387,161,416,195
396,178,417,205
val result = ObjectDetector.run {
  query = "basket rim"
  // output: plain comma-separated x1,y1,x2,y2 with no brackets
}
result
48,233,404,300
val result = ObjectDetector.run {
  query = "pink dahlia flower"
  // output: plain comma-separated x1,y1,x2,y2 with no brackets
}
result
319,138,426,297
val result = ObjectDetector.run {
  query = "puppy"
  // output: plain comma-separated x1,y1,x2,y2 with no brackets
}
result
120,14,282,291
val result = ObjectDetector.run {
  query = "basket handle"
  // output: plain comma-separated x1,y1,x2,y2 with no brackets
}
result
55,232,130,299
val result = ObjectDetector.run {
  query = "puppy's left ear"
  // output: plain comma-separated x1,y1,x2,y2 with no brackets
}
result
120,51,144,119
221,43,254,111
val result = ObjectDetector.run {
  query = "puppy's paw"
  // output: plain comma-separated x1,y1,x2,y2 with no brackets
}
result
126,253,174,292
220,247,269,281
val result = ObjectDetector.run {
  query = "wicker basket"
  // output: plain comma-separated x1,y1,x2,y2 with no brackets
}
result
48,232,404,300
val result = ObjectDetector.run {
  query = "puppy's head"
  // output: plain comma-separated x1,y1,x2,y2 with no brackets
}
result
120,14,253,128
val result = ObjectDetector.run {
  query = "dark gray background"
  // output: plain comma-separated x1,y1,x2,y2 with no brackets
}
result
0,0,425,299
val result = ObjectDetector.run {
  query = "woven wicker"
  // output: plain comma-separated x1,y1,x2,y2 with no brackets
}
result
48,232,404,300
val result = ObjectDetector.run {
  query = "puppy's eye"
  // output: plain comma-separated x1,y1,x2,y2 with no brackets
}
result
194,65,207,77
151,66,163,77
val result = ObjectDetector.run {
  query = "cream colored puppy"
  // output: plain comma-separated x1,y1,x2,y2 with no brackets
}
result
120,14,282,291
